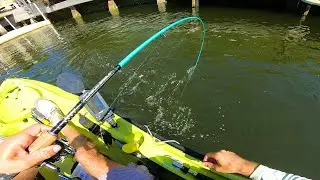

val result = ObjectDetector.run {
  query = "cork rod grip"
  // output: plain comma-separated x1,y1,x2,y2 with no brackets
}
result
28,131,58,153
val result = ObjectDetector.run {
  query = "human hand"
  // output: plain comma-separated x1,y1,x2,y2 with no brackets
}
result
58,124,118,178
203,150,258,176
0,124,61,174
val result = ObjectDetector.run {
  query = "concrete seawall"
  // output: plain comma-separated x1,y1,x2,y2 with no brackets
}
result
0,20,51,45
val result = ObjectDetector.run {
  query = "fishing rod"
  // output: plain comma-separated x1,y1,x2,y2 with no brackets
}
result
28,16,206,152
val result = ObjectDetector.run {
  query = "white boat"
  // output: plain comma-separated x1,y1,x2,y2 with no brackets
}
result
302,0,320,6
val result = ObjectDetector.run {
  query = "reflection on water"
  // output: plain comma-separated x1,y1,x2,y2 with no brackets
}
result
0,5,320,178
0,25,75,82
0,29,50,75
73,16,85,25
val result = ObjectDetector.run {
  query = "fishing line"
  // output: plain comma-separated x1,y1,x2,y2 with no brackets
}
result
114,17,206,104
3,17,206,179
65,40,166,159
118,16,205,68
108,17,206,137
31,17,206,159
179,65,196,97
109,39,164,108
75,17,206,161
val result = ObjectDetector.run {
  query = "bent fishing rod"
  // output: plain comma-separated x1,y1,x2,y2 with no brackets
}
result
28,16,206,152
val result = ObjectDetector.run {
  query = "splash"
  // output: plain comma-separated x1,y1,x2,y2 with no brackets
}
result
141,66,200,136
106,17,206,139
112,64,200,137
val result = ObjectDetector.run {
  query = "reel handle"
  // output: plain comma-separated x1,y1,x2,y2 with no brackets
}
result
28,131,58,153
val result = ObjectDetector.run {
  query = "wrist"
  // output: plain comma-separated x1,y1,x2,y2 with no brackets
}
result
239,160,259,177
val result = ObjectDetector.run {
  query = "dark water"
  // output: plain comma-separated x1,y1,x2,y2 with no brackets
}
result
1,5,320,179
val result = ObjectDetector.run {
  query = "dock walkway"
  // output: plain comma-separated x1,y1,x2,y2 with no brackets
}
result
0,0,93,24
13,0,93,22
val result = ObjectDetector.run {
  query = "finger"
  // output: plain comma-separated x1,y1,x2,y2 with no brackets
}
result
15,125,52,148
22,124,51,137
203,162,219,169
8,133,36,149
203,152,217,161
22,145,61,168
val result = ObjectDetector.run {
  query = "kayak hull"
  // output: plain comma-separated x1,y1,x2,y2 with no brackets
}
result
0,78,247,180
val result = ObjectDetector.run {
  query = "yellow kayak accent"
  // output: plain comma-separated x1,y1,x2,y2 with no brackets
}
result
0,78,248,180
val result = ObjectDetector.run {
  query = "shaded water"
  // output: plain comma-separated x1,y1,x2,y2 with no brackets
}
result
1,5,320,178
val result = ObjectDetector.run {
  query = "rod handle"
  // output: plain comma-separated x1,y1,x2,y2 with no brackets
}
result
28,131,57,153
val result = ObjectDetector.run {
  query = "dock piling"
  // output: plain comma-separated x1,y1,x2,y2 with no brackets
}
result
30,18,37,24
300,4,311,22
192,0,199,14
157,0,167,13
192,0,199,8
69,6,84,24
70,6,82,19
108,0,119,16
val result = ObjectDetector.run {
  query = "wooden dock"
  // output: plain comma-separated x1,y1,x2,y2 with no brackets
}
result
0,0,95,36
11,0,93,23
0,9,16,19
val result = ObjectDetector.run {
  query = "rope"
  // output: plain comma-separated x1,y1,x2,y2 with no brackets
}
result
144,125,180,145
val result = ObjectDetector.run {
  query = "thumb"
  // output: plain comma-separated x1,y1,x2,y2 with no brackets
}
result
24,145,61,167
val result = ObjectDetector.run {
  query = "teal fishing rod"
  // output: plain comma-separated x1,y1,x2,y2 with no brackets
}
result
28,16,206,152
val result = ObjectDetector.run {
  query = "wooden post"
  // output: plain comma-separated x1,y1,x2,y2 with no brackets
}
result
192,0,199,8
192,0,199,15
108,0,119,16
0,23,8,35
157,0,167,13
70,6,82,19
21,20,28,26
30,18,37,24
192,8,197,16
69,6,84,24
300,4,311,22
43,0,51,6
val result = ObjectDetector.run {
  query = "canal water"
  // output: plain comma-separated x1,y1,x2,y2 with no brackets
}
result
1,4,319,179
